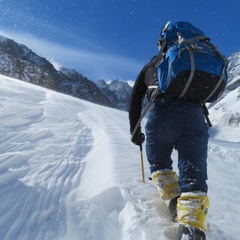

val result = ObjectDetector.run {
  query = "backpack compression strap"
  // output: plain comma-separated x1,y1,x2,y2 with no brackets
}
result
177,36,208,99
203,59,228,102
178,46,195,98
175,36,228,102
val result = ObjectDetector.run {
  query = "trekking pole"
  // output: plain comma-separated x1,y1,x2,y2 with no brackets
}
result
139,142,145,183
131,89,159,183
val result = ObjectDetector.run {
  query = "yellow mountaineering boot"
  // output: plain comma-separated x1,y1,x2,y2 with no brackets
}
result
177,191,210,240
152,170,180,221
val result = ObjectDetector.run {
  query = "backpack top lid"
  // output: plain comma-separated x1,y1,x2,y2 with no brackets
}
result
160,21,206,44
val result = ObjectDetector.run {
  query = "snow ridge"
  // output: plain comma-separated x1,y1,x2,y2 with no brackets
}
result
0,75,239,240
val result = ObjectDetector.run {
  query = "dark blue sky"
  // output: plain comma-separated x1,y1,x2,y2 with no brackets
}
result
0,0,239,81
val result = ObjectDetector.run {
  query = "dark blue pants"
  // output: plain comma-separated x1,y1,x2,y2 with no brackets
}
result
145,99,209,193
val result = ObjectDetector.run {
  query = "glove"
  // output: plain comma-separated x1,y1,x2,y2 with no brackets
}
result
131,128,145,146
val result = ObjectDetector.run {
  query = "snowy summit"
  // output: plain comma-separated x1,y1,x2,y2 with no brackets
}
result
0,75,239,240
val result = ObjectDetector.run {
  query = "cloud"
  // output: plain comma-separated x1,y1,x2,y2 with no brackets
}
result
0,29,142,81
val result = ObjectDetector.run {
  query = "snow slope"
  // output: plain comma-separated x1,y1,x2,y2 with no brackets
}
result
0,75,239,240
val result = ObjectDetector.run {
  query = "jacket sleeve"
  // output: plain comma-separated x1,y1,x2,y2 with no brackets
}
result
128,64,149,133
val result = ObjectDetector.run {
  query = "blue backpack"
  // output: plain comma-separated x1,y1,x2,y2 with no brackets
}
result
155,21,228,103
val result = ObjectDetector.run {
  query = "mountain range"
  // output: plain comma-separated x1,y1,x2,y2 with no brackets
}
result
0,35,240,121
0,35,132,111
